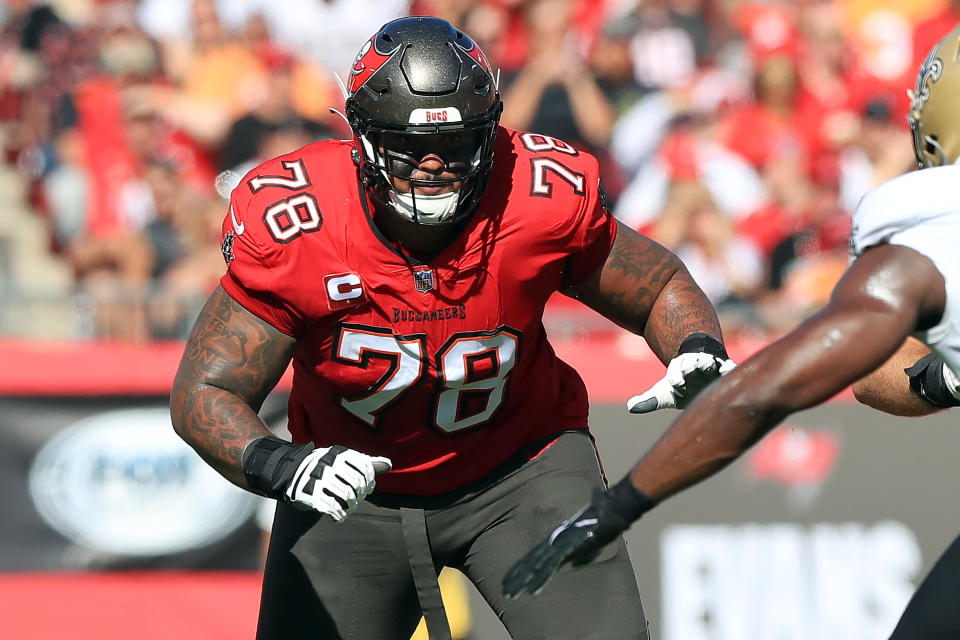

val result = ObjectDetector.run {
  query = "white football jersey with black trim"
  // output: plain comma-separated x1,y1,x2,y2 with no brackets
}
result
850,164,960,376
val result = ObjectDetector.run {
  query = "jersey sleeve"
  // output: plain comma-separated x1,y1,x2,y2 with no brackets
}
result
559,157,618,284
849,183,903,259
218,173,306,338
850,168,942,259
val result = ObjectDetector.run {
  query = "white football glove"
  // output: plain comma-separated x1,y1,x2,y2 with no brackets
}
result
627,351,736,413
284,445,392,522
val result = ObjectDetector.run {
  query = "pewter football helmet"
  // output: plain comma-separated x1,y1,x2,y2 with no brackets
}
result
345,16,502,225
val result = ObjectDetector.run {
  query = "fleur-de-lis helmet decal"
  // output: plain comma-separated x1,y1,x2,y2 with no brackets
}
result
908,24,960,168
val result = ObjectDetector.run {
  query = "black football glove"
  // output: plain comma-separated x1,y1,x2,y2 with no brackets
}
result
905,352,960,409
502,478,654,598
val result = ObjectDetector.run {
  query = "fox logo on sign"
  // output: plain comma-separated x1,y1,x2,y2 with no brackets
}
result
413,268,435,294
324,273,366,310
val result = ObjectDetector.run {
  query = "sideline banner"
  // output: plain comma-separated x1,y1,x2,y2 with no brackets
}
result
0,394,288,571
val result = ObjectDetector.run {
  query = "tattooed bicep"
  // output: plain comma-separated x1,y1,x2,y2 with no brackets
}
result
564,221,721,360
176,286,296,407
602,222,681,292
566,222,682,319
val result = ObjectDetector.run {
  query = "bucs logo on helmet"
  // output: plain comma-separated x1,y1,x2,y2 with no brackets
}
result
453,34,494,78
348,36,401,95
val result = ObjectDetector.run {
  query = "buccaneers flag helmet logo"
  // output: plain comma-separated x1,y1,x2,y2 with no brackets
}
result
348,36,400,95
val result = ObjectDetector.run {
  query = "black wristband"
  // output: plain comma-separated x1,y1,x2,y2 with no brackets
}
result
241,436,315,500
905,353,960,409
599,476,657,524
676,332,728,360
559,477,658,567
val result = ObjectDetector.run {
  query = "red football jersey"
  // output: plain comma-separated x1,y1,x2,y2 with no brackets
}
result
219,127,616,494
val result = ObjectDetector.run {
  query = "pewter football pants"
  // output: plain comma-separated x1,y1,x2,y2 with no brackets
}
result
256,430,649,639
888,530,960,639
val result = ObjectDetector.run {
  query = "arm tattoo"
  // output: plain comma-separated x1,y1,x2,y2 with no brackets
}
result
170,286,296,487
567,222,722,363
643,266,723,361
600,232,670,320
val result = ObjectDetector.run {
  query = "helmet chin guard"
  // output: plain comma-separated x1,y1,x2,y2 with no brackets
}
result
345,16,502,226
387,190,461,225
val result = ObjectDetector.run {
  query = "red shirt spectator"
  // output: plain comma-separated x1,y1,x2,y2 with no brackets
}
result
912,1,960,72
718,54,809,169
74,77,144,238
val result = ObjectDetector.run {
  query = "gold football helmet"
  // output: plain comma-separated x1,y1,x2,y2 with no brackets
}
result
909,23,960,168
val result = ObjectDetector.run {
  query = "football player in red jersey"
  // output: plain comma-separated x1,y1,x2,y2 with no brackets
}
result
170,16,732,640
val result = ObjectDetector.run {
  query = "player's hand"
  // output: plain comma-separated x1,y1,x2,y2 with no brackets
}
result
627,351,736,413
285,445,392,522
503,478,653,598
502,502,615,598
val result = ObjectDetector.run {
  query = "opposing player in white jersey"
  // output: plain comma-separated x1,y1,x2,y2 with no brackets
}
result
850,31,960,417
504,23,960,639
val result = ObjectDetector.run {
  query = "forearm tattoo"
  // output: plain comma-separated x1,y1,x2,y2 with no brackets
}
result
643,267,722,361
170,286,296,487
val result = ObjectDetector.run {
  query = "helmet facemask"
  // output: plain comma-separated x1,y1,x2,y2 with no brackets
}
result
352,108,501,225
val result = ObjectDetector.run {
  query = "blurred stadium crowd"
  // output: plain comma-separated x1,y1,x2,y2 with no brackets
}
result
0,0,954,342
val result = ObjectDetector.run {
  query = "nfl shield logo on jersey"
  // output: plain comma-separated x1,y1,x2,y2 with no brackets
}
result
414,268,435,293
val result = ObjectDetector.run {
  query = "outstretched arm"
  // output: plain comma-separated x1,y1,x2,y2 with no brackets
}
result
504,243,945,597
628,243,940,501
170,285,296,489
565,220,722,363
852,337,942,416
